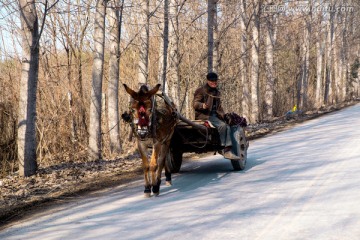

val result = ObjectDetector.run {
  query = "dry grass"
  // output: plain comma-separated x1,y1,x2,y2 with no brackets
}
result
0,102,17,178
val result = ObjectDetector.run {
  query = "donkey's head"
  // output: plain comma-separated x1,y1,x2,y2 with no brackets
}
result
123,83,161,139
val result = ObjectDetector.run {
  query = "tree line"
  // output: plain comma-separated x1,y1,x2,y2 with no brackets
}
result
0,0,359,177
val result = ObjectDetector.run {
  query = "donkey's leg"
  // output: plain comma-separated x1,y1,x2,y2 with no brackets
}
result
163,143,172,186
150,142,161,195
165,167,172,186
138,141,151,197
153,142,171,195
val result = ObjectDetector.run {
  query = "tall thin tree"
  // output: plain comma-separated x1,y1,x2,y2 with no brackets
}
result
334,8,341,103
88,0,107,160
299,4,311,109
339,4,349,102
160,0,169,93
207,0,217,73
138,0,150,87
264,9,277,119
168,0,180,107
240,0,249,120
250,0,260,123
107,0,123,154
324,0,335,104
18,0,40,176
315,5,323,108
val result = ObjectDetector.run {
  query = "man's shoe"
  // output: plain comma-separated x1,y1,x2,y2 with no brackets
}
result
219,146,231,156
223,150,241,160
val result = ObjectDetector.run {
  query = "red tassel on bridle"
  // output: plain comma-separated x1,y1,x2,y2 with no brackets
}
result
138,105,150,127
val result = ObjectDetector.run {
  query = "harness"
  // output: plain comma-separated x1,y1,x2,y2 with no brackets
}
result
127,93,178,142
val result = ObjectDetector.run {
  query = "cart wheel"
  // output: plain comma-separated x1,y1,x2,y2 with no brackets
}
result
166,148,183,173
231,127,248,171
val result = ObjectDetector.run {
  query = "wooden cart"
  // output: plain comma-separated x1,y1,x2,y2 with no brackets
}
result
166,118,249,173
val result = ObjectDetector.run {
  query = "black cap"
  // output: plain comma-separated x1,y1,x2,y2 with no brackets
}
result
206,72,218,81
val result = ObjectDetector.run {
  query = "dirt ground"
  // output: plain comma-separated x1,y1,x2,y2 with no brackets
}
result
1,101,358,228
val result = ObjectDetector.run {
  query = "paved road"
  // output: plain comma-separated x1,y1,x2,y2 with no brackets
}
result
1,104,360,240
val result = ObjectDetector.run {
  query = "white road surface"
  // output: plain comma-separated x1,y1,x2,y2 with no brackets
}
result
1,104,360,240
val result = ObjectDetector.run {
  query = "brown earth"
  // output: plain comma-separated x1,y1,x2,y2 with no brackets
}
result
1,100,358,229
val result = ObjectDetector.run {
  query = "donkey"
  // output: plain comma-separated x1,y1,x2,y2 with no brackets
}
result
123,83,177,197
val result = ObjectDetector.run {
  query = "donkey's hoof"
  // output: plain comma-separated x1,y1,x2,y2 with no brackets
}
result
152,186,160,194
152,180,161,195
165,181,172,186
144,186,151,198
153,191,160,197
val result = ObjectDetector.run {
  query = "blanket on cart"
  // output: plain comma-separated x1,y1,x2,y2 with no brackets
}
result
224,112,247,127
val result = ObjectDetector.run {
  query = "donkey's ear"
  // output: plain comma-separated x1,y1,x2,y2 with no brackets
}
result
123,84,138,100
147,84,161,97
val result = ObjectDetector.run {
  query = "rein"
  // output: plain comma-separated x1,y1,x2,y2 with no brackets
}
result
152,94,178,144
157,93,210,149
205,92,221,99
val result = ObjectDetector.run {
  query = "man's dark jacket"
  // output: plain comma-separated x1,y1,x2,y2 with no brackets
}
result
193,84,225,120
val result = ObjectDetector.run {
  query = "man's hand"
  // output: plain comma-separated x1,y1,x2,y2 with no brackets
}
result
202,103,209,109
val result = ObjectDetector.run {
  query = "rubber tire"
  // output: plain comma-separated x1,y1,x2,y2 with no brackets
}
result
231,127,248,171
166,148,183,173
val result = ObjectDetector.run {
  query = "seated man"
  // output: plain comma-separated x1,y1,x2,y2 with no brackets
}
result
193,72,240,160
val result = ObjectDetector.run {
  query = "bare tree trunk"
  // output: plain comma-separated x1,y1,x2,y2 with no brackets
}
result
138,0,149,87
324,2,335,105
341,6,349,102
296,41,302,108
64,2,77,143
76,10,90,140
88,0,107,160
18,0,39,176
240,0,249,120
329,3,336,104
207,0,217,73
157,38,164,84
168,0,180,107
185,93,190,118
161,0,169,94
250,0,259,123
315,11,323,108
67,91,76,142
213,2,219,72
334,43,340,102
264,12,277,119
300,11,311,110
107,0,122,154
334,11,341,103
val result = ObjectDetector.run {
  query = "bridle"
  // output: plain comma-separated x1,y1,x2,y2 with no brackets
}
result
129,96,156,140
